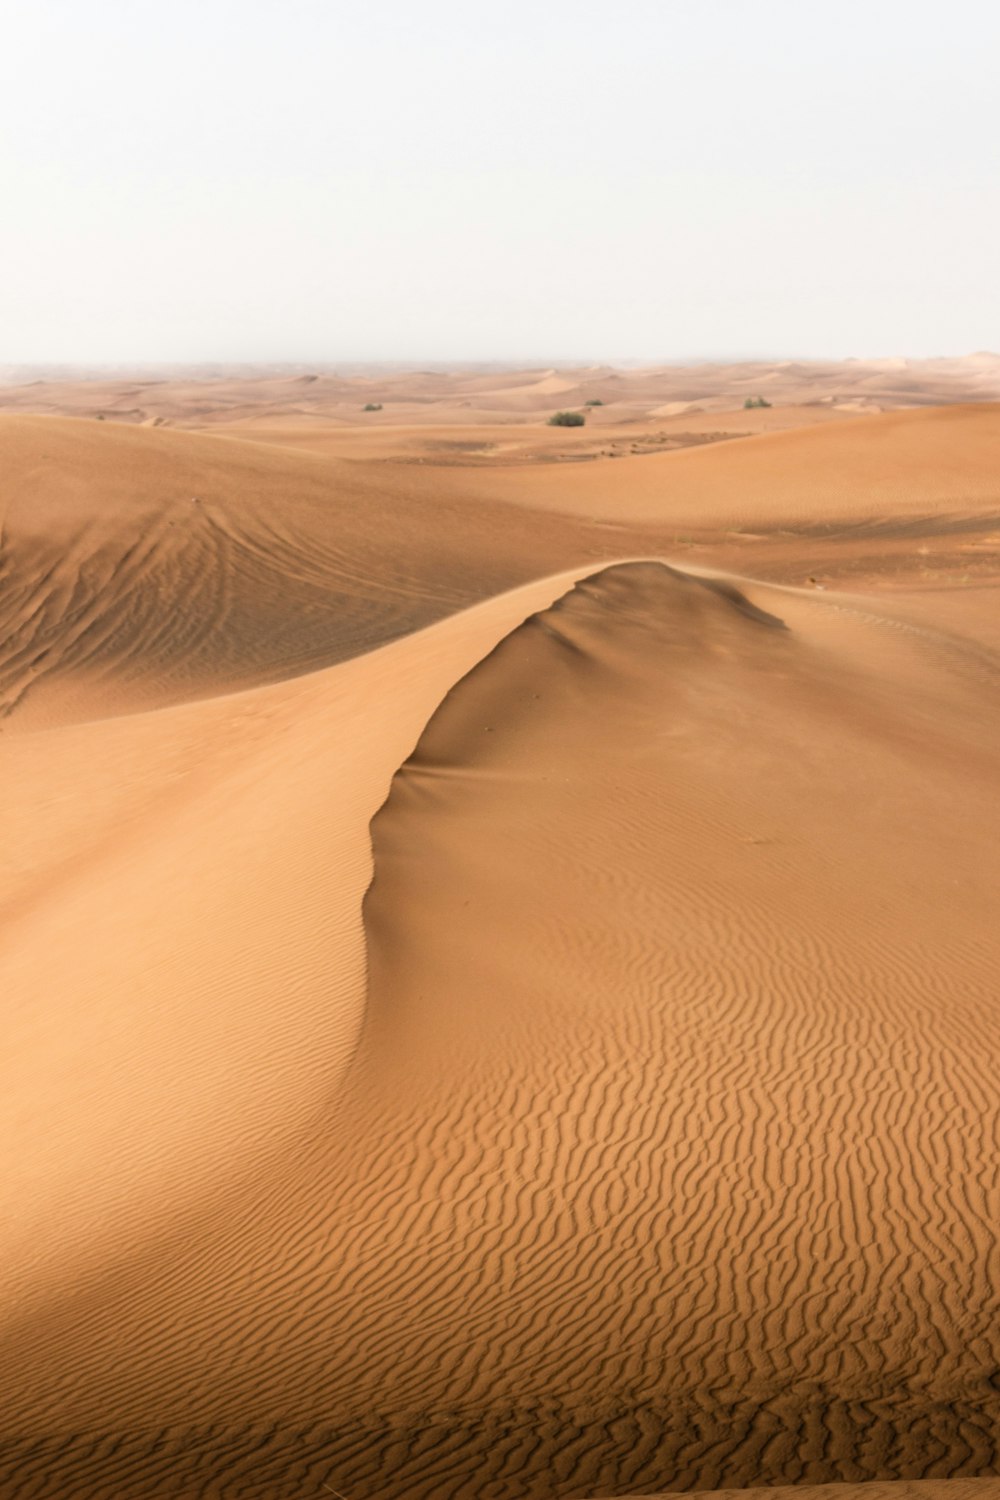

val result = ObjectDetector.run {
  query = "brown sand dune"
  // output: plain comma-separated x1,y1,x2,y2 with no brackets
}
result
230,405,1000,601
0,565,591,1309
423,403,1000,595
1,403,999,1498
0,414,606,725
427,403,1000,527
613,1485,1000,1500
3,354,1000,432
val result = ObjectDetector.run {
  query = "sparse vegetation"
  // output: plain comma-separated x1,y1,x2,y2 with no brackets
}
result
548,410,586,427
743,396,772,409
584,399,604,407
363,402,383,412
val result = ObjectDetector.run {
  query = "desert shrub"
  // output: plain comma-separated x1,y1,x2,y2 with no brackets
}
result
584,399,604,407
363,402,383,412
743,396,772,409
548,410,586,427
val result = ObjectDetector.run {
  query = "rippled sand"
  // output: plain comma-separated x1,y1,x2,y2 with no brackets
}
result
1,392,998,1497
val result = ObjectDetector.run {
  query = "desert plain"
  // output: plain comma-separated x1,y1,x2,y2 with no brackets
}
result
1,358,999,1500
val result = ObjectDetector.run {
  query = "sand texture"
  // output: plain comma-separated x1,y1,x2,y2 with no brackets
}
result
616,1486,1000,1500
1,385,999,1498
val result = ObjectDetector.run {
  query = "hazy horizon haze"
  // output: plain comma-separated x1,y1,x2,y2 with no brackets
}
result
3,0,998,364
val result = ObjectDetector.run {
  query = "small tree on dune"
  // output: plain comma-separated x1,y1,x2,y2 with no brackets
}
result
548,410,586,427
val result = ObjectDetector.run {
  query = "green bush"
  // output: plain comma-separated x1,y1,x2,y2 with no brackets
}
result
363,402,383,412
743,396,772,409
584,399,604,407
548,410,586,427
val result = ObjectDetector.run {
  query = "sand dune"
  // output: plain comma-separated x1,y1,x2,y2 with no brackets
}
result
613,1486,1000,1500
426,404,1000,596
0,414,606,724
428,403,1000,524
3,354,1000,432
1,391,998,1498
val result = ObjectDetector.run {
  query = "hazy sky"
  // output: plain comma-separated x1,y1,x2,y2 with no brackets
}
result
2,0,998,363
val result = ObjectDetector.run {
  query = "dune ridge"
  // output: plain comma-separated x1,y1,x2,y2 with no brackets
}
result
1,406,999,1498
4,558,999,1496
0,414,602,725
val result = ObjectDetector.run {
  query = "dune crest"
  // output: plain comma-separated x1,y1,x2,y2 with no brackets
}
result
6,559,996,1495
2,398,999,1497
347,561,1000,1491
0,414,590,725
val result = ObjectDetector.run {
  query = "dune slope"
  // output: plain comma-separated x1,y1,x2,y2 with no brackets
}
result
3,558,997,1498
348,562,1000,1493
621,1485,1000,1500
426,403,1000,526
0,414,595,725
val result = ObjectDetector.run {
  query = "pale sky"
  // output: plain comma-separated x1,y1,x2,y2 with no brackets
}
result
2,0,998,364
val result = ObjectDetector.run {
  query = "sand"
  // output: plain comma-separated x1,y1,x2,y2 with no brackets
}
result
1,377,998,1499
612,1488,1000,1500
3,354,1000,432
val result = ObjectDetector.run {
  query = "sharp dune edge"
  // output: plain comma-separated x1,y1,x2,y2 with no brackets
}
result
1,401,999,1499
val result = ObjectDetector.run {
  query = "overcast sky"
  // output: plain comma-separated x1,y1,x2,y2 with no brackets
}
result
2,0,998,364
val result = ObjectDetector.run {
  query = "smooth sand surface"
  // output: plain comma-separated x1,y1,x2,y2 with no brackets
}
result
1,384,998,1498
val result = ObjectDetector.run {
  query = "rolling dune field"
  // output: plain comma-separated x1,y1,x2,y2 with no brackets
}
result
1,382,998,1500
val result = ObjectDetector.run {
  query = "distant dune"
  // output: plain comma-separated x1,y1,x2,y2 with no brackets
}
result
2,354,1000,432
1,388,998,1497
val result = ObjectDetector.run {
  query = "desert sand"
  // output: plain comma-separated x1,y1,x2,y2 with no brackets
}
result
1,367,998,1499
